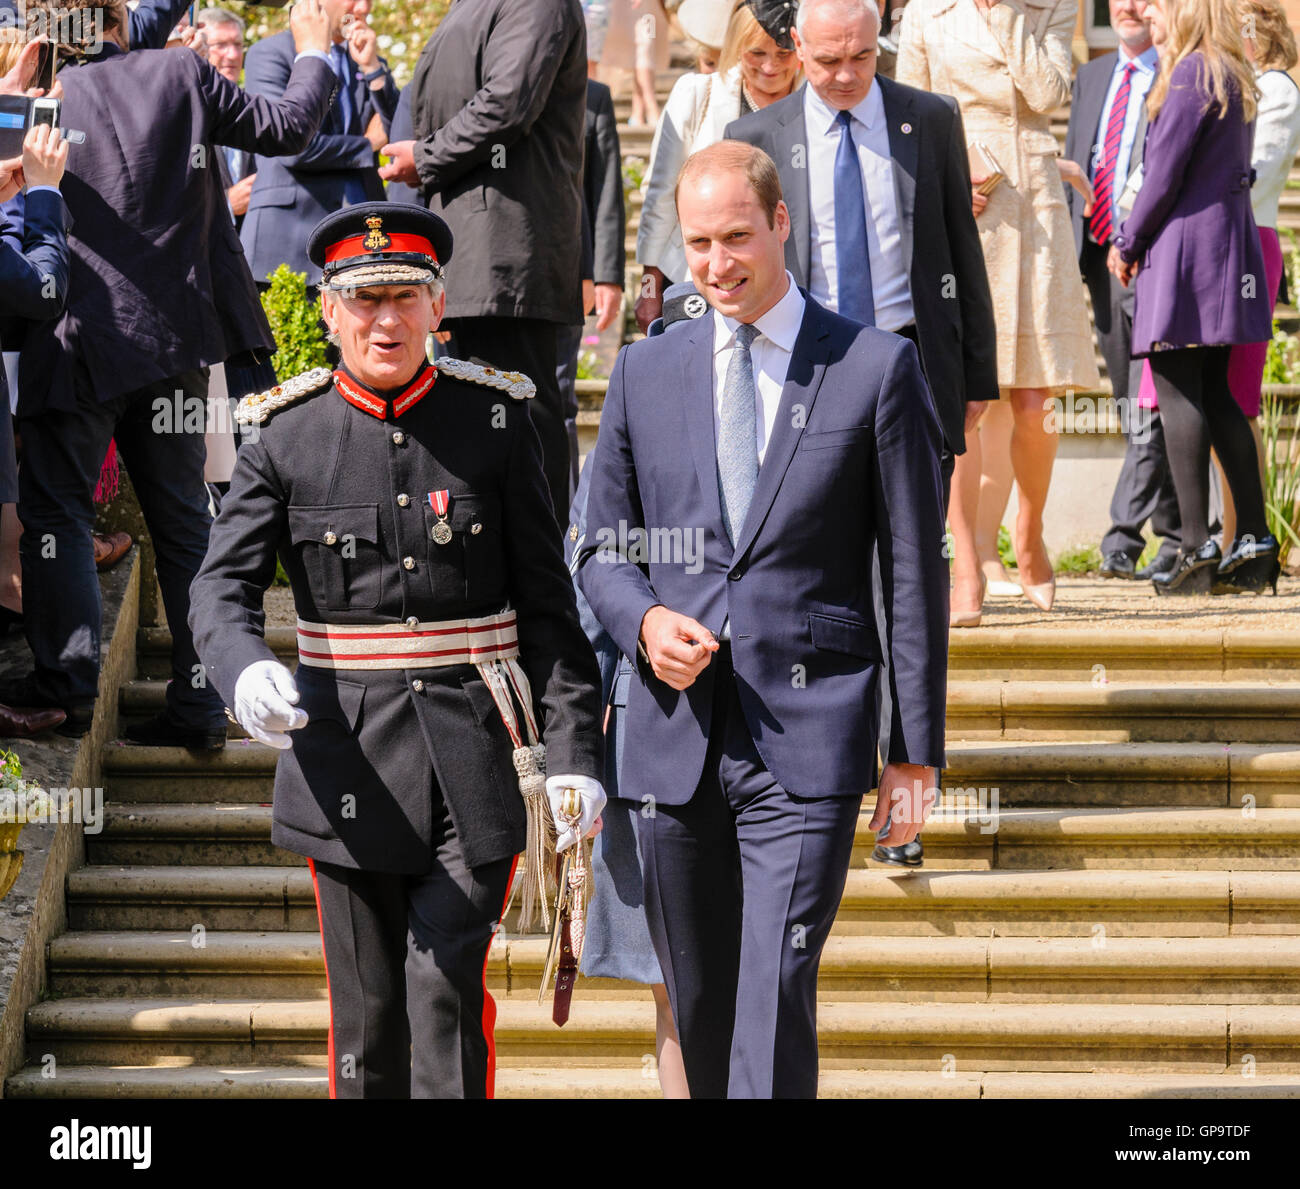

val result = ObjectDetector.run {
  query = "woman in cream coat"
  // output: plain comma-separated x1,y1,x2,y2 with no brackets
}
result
634,0,800,331
899,0,1098,622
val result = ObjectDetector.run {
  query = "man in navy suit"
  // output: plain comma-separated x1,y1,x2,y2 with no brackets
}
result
0,0,336,743
577,141,947,1098
199,6,258,230
241,0,398,285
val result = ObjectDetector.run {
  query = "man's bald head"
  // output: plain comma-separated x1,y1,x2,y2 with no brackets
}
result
675,140,784,229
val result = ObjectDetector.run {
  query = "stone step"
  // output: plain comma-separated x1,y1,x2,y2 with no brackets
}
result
137,626,1300,683
946,682,1300,743
84,802,1300,871
42,930,1300,1004
21,997,1300,1072
60,863,1300,938
9,1061,1300,1099
64,864,1300,937
943,741,1300,808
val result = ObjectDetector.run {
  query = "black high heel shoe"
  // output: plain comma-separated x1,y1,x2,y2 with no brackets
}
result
1151,539,1221,596
1213,553,1281,595
1216,533,1279,577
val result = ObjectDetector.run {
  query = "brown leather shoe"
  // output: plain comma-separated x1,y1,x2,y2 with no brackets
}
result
93,531,133,571
0,702,67,738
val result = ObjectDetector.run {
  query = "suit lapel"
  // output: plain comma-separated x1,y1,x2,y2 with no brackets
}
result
731,296,832,562
777,87,812,285
680,316,728,543
880,77,917,283
1077,55,1115,171
1129,101,1149,172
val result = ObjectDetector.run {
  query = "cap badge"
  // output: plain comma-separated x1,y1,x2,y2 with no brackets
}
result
684,294,708,318
363,215,391,252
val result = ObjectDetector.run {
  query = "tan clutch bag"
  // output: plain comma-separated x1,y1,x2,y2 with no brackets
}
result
968,141,1006,195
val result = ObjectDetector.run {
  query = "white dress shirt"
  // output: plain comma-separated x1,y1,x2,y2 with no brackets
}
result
1250,68,1300,229
1089,45,1158,223
805,82,913,332
711,272,806,468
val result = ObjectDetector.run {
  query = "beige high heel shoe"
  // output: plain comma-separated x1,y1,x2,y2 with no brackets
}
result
1017,538,1056,611
949,572,987,629
980,558,1023,598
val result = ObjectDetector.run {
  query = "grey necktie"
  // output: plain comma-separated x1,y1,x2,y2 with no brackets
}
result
717,322,760,546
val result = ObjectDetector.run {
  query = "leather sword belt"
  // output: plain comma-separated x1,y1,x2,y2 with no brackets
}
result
295,611,519,670
294,609,558,936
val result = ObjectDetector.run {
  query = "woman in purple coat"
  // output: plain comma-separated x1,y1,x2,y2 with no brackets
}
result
1110,0,1277,596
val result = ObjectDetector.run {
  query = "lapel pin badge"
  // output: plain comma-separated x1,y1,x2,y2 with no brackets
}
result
901,122,913,134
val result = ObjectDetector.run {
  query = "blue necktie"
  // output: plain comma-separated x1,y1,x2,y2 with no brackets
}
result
332,44,357,135
225,146,242,180
834,109,875,327
717,323,760,546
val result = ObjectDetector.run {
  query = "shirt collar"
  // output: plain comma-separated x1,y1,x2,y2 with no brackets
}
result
713,272,805,356
806,79,882,137
1117,45,1159,75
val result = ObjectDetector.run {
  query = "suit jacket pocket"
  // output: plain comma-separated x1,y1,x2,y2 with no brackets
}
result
288,504,382,611
809,611,881,660
797,425,870,452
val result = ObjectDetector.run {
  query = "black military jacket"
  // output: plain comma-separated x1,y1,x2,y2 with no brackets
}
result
190,360,604,872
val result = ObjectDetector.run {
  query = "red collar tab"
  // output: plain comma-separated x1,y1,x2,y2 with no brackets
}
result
334,365,437,420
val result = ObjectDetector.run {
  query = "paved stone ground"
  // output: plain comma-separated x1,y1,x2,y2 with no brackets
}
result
264,574,1300,632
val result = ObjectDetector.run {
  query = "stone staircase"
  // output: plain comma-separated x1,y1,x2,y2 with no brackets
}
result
6,624,1300,1099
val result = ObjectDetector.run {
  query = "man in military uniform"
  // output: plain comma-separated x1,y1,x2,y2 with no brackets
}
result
189,203,606,1099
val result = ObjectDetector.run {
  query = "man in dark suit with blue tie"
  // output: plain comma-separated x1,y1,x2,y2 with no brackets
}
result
241,0,398,285
1064,0,1179,580
199,6,258,230
0,0,337,742
577,141,948,1098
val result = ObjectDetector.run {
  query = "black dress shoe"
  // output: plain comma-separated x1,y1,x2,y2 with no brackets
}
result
1099,551,1137,579
1151,539,1221,596
1137,550,1180,581
124,711,227,751
1217,533,1279,576
0,673,94,738
871,837,924,868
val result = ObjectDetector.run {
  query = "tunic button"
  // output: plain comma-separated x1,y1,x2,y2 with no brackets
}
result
323,530,338,546
470,523,482,535
411,679,425,693
405,616,419,629
403,556,416,570
392,430,405,445
397,493,410,507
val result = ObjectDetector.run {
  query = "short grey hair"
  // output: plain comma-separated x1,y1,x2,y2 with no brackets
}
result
795,0,882,37
195,7,245,34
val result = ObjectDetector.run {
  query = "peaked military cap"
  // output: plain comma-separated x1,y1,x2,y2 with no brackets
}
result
308,202,454,290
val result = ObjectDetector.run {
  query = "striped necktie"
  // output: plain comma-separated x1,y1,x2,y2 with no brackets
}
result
1089,62,1136,245
717,323,760,546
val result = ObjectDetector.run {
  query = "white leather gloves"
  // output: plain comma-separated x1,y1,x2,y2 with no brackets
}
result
234,660,308,749
545,774,607,853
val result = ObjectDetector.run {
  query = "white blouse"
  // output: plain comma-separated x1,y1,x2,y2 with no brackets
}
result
636,67,747,284
1250,68,1300,230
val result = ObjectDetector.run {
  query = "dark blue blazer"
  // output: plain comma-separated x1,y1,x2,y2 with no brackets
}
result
0,190,69,390
577,293,948,806
241,32,399,283
128,0,192,50
17,44,335,415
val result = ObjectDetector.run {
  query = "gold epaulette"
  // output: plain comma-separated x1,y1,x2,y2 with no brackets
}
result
434,356,536,400
234,367,334,426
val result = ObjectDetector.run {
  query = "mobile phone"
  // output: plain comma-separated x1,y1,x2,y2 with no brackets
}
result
31,98,59,131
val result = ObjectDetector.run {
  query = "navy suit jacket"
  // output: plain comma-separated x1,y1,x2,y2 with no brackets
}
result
17,44,335,415
577,292,948,806
725,79,997,455
0,190,69,391
241,32,399,283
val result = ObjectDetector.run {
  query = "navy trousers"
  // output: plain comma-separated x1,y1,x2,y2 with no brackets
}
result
637,648,863,1098
16,369,224,726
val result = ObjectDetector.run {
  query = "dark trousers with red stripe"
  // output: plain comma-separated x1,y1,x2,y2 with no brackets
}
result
308,790,516,1099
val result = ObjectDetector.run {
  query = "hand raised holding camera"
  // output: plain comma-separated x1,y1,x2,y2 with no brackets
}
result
22,122,67,189
290,0,332,58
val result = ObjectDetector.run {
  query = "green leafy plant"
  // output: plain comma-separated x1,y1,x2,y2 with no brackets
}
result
1053,542,1103,575
996,525,1016,571
1263,324,1300,387
259,264,329,380
1260,390,1300,570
